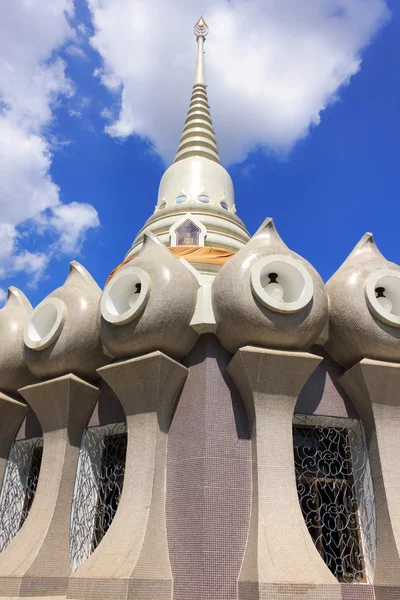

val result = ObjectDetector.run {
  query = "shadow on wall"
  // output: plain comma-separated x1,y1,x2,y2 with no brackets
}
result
296,346,359,419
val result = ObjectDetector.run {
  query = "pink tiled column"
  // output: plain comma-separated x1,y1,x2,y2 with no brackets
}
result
68,351,188,600
227,346,340,600
0,393,28,488
0,374,100,598
341,359,400,594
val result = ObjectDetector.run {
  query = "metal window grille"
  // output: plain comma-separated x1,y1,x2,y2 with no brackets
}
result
293,415,376,583
70,422,127,571
0,437,43,553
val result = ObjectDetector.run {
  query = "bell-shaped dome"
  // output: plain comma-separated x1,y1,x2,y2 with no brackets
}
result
100,233,200,360
0,287,35,396
212,218,328,353
24,262,108,381
325,233,400,368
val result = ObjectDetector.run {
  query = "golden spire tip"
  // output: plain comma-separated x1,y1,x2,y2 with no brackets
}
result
194,16,209,38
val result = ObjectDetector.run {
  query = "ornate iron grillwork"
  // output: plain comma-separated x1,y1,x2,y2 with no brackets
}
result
70,422,127,571
293,415,376,583
0,437,43,553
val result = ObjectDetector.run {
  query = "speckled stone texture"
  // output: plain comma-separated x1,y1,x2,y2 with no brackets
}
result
212,218,328,354
0,288,35,396
0,394,28,489
296,347,358,419
341,359,400,589
325,233,400,368
24,263,108,382
67,352,188,600
100,233,199,361
228,347,340,599
166,335,251,600
0,375,100,598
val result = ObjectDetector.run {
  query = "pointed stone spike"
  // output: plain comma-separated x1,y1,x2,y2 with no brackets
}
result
347,232,377,258
327,232,385,284
3,287,32,314
66,261,101,290
139,232,200,286
244,216,289,252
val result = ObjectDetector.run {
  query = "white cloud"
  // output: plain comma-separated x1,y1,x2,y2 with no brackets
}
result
65,44,87,60
87,0,390,164
0,0,100,288
12,251,50,288
44,202,101,254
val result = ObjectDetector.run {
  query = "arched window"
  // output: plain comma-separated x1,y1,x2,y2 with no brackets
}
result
0,436,43,553
293,414,376,583
70,422,127,570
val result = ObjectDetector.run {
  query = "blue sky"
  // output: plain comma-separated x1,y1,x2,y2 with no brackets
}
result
0,0,398,307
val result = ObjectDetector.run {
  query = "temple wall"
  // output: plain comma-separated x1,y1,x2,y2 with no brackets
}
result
166,334,251,600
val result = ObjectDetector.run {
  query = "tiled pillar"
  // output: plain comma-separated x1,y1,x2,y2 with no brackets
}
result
340,359,400,595
68,351,188,600
227,346,340,600
0,374,100,598
0,393,28,487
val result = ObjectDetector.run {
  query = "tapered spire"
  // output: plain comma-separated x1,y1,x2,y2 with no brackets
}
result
174,17,221,164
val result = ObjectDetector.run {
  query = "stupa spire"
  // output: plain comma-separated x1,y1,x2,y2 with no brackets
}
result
174,17,221,165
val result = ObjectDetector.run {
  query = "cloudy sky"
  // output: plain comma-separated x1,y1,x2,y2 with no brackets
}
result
0,0,397,306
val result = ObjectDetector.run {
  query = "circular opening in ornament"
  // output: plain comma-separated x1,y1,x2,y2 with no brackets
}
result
220,201,229,210
251,255,314,314
365,269,400,327
25,298,67,351
176,195,187,204
198,195,210,203
159,201,167,210
101,266,151,325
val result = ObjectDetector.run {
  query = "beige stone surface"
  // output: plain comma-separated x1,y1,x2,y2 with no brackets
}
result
24,263,108,382
0,288,35,397
101,233,199,361
0,375,99,598
325,233,400,368
0,393,28,488
341,359,400,587
67,352,188,600
213,219,328,354
227,346,340,599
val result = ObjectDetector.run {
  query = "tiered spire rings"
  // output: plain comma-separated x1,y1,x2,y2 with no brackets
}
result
174,17,221,164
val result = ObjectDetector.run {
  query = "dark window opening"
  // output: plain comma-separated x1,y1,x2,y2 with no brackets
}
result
293,424,366,583
91,432,127,552
19,445,43,529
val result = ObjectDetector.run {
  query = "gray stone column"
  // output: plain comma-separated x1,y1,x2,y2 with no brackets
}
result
0,393,28,488
68,351,188,600
340,359,400,594
227,346,340,600
0,374,100,598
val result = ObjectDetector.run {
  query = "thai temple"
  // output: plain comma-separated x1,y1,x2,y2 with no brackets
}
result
1,16,400,600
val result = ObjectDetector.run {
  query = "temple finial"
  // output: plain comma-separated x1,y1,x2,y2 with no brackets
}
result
193,17,208,86
173,17,220,164
194,16,209,39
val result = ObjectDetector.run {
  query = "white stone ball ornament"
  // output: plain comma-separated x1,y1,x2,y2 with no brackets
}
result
212,218,328,353
0,287,36,395
24,261,109,381
325,233,400,368
100,233,200,361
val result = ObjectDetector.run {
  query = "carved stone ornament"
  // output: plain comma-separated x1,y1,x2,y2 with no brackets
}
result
325,232,400,368
0,288,35,395
24,262,108,381
212,218,328,353
100,233,199,360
